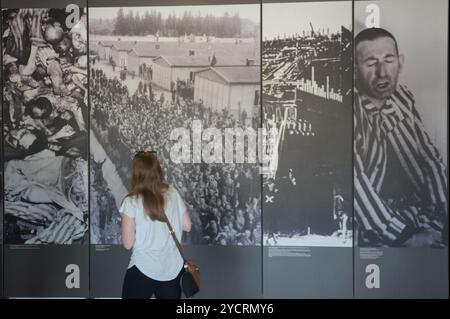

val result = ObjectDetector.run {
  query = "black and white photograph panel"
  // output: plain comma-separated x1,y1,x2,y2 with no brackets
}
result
89,5,261,245
262,1,353,247
1,44,2,245
2,8,89,244
1,101,3,246
354,0,448,247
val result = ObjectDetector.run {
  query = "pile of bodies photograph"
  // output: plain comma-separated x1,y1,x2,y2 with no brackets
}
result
2,8,89,244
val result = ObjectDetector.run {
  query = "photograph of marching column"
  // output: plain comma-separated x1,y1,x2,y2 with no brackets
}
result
1,0,89,297
262,0,352,248
262,0,353,299
1,63,3,296
89,3,261,246
88,0,262,298
354,0,448,298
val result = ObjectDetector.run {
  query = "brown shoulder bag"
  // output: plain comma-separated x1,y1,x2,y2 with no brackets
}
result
164,216,200,298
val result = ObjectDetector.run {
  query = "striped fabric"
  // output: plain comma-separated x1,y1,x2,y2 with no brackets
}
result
4,154,88,244
354,84,448,246
6,200,87,244
35,45,59,69
5,201,56,225
25,213,87,244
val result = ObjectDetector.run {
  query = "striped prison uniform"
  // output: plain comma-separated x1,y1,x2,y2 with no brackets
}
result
354,84,448,246
35,44,59,70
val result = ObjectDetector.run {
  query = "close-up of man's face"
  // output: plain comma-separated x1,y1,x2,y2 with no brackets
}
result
356,36,404,102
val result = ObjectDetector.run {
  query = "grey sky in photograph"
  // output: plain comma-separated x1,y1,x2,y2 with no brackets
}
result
263,1,351,40
89,4,260,24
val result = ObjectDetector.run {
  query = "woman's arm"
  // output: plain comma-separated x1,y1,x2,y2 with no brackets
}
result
121,213,135,250
182,209,192,232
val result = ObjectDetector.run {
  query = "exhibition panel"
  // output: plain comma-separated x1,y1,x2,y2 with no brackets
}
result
87,0,262,298
354,0,448,298
262,0,353,298
2,0,89,297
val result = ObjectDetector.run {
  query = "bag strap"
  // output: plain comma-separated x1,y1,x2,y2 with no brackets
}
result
163,212,186,262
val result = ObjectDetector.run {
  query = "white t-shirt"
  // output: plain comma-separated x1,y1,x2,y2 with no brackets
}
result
119,185,186,281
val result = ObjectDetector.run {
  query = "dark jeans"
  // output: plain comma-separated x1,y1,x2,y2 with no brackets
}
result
122,265,184,299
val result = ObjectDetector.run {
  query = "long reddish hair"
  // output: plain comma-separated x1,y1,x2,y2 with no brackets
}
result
127,151,169,221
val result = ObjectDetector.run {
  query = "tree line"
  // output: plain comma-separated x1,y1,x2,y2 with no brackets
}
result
99,9,248,37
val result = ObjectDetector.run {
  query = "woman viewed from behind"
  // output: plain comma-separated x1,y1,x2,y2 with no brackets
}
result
120,151,192,299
